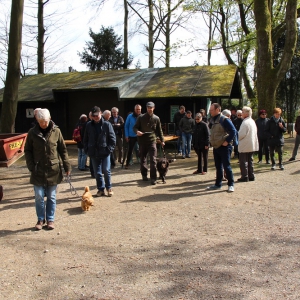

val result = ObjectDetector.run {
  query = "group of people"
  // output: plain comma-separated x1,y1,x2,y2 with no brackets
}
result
24,103,299,230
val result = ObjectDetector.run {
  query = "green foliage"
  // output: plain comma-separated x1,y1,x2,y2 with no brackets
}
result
78,26,133,71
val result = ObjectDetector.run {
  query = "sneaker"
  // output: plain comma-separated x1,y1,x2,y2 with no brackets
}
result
96,190,105,197
266,161,271,164
142,176,149,181
279,165,284,170
107,189,114,197
186,155,191,158
289,157,295,161
35,220,44,230
206,185,221,190
47,221,55,230
249,177,255,181
151,179,157,185
257,161,262,164
182,156,186,159
237,177,249,182
271,164,276,170
193,170,200,174
228,186,234,193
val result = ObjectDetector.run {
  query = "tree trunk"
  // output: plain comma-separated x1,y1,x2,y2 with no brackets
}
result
37,0,45,74
123,0,129,69
0,0,24,133
165,0,171,68
254,0,297,114
148,0,154,68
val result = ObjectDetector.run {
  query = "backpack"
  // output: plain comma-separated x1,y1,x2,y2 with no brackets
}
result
219,115,239,146
72,126,82,142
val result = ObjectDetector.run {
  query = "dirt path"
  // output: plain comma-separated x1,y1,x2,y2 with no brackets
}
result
0,138,299,300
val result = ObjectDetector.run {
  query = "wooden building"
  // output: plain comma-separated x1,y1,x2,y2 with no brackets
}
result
0,65,242,139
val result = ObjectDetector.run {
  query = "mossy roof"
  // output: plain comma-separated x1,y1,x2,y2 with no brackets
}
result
0,65,240,102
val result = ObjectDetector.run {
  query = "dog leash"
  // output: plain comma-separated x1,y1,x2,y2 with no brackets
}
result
64,175,82,199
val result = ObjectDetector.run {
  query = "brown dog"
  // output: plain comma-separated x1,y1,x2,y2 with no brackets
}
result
81,186,94,211
157,158,176,183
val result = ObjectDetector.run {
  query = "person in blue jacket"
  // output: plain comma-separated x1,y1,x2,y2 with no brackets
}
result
124,104,142,169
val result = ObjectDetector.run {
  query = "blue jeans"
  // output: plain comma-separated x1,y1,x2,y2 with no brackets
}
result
213,145,234,187
181,132,192,156
78,148,87,169
176,130,182,153
34,185,57,222
90,155,112,191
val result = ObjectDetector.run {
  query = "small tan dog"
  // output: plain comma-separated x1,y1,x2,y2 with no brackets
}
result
81,186,94,211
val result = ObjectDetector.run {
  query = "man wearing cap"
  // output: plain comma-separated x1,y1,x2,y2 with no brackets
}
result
133,102,165,185
255,109,270,164
83,106,116,197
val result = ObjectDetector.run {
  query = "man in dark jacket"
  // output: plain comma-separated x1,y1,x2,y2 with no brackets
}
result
289,110,300,161
255,109,270,164
192,113,209,174
173,105,185,155
25,108,71,230
179,110,195,158
84,106,116,197
134,102,165,185
108,107,124,164
265,107,286,170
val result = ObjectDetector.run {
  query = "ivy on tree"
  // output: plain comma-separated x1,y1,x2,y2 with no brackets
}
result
78,26,133,71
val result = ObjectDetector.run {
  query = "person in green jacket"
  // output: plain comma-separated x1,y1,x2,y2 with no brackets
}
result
25,108,71,230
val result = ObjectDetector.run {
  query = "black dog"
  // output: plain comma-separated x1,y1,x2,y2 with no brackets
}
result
157,158,176,183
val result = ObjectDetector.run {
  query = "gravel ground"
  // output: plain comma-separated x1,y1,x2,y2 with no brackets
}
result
0,138,299,300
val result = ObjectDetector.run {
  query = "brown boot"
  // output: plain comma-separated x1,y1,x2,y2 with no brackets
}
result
47,221,55,230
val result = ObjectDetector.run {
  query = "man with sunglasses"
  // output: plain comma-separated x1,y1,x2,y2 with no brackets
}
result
255,109,270,164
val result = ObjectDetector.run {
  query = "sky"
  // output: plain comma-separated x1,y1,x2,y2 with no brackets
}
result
0,0,227,77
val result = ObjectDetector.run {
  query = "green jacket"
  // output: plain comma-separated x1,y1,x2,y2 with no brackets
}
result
133,113,164,145
24,121,71,186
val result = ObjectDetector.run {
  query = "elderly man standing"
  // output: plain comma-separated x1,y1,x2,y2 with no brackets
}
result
134,102,165,185
207,103,237,192
25,108,71,230
237,107,259,182
109,107,124,164
84,106,116,197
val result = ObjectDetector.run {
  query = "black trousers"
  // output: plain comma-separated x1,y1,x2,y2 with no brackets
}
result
194,148,208,173
125,137,138,167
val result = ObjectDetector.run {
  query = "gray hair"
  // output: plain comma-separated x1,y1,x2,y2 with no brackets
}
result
242,106,252,117
195,113,202,119
36,108,51,121
102,110,111,117
222,109,231,117
111,107,119,112
237,110,242,114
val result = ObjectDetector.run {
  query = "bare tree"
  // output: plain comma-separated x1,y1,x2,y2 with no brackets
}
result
0,0,24,133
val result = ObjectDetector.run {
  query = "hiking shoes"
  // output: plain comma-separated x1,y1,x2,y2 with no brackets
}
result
96,190,106,197
47,221,55,230
107,189,114,197
35,220,45,230
206,185,221,190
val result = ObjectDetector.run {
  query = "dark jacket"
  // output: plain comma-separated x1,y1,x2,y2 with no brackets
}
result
173,111,186,130
108,115,124,137
255,117,269,139
133,113,164,145
76,120,87,149
24,121,71,186
233,118,243,132
192,121,210,149
83,118,116,157
179,116,195,133
265,116,286,146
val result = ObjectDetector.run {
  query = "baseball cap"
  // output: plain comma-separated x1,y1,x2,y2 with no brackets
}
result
146,102,155,108
91,106,101,116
